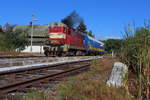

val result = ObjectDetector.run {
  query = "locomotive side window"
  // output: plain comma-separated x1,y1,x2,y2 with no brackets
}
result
64,28,66,33
68,29,71,35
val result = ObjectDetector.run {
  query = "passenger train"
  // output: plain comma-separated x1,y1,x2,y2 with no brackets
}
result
43,22,104,56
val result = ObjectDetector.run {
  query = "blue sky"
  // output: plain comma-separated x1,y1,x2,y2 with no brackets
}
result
0,0,150,40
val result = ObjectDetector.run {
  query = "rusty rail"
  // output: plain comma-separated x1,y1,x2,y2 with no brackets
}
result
0,60,91,95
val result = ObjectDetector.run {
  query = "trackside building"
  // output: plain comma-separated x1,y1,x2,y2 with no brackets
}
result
14,25,49,53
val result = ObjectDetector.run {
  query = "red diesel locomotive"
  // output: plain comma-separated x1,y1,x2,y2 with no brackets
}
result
43,22,85,56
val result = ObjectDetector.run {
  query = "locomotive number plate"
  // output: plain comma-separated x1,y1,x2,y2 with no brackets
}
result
51,40,60,44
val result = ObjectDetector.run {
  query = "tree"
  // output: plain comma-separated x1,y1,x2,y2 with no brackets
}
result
0,25,3,32
87,30,95,37
103,39,123,53
0,25,4,50
77,21,87,34
0,24,29,51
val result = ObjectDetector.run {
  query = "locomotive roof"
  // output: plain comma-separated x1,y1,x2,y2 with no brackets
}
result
50,22,67,27
87,35,104,46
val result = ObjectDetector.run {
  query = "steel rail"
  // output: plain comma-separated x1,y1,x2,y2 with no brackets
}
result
0,63,90,95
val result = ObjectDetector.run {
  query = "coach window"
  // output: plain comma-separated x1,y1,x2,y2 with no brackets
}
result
92,42,94,47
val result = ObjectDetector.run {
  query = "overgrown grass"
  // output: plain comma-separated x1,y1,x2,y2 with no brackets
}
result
56,58,133,100
16,91,50,100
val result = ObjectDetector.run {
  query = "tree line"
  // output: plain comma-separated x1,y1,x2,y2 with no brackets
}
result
0,24,29,51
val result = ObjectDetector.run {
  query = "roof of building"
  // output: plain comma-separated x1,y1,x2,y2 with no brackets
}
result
13,25,49,37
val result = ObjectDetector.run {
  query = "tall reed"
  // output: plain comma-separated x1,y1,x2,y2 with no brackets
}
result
120,24,150,99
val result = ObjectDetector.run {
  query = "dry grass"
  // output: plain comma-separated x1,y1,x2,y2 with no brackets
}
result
56,56,133,100
16,91,51,100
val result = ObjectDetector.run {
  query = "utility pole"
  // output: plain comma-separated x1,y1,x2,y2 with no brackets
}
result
30,14,37,53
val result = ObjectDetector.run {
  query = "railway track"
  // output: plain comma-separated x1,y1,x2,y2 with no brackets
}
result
0,58,96,96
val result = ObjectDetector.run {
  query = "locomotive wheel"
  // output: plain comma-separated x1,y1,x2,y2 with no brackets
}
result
44,50,49,56
62,52,67,57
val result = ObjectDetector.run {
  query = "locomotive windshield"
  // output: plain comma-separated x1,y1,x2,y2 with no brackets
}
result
49,33,66,39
